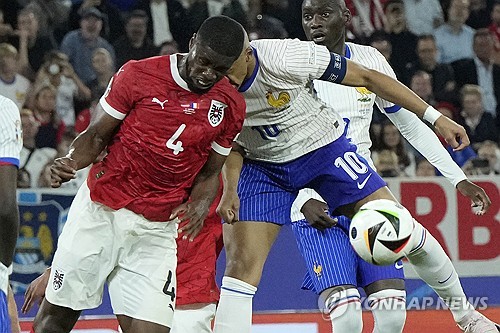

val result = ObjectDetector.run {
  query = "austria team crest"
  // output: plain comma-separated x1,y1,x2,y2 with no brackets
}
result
208,100,226,127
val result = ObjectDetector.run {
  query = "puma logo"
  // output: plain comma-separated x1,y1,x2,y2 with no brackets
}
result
152,97,168,109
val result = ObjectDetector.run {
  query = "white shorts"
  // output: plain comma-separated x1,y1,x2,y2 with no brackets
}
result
45,181,178,328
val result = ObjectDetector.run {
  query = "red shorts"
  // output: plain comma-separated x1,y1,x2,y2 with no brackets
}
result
175,189,223,306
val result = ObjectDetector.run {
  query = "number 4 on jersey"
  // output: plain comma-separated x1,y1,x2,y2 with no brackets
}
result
166,124,186,155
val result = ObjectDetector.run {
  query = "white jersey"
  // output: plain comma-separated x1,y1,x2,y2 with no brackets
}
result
291,43,467,222
0,95,22,167
236,39,346,163
313,43,398,162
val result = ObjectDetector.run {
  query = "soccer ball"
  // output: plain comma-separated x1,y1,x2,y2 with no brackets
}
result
349,199,415,265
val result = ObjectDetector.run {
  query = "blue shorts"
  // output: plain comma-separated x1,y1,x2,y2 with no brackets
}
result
238,135,386,225
292,216,404,294
0,290,10,333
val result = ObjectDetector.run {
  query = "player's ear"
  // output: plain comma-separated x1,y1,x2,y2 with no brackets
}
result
245,46,253,62
343,9,352,24
189,33,197,50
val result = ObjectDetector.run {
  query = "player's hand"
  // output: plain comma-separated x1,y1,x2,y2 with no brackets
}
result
434,116,470,151
22,268,51,314
301,199,337,231
456,180,491,215
50,157,77,188
171,199,210,241
216,191,240,224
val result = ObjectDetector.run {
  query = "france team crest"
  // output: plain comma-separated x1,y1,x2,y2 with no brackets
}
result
208,100,226,127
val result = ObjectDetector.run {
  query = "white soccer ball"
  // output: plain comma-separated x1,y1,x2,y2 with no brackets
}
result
349,199,415,265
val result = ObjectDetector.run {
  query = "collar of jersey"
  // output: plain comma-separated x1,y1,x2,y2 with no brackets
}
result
238,46,259,92
170,53,191,92
345,44,351,59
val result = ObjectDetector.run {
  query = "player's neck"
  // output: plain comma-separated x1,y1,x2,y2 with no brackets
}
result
327,42,346,56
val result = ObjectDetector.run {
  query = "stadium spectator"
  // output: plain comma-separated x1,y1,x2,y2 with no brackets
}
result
12,8,56,80
158,40,179,55
434,0,475,64
477,140,500,173
0,43,31,109
383,0,418,78
34,51,91,127
18,108,57,188
373,149,405,177
404,35,457,102
415,158,437,176
134,0,191,51
30,83,65,149
68,0,124,43
465,0,491,29
374,121,416,176
24,0,70,45
451,29,500,119
402,0,443,35
88,48,114,101
113,10,159,68
458,84,499,145
345,0,386,41
409,70,435,105
489,1,500,63
0,9,15,44
60,7,115,86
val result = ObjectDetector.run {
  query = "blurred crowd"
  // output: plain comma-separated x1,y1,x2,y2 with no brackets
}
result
0,0,499,189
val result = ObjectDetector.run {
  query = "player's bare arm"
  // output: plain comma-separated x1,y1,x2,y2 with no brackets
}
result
172,150,228,241
22,267,50,314
339,60,470,151
50,103,121,188
216,143,245,224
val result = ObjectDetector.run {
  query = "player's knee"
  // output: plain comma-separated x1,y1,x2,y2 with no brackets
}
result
225,255,265,285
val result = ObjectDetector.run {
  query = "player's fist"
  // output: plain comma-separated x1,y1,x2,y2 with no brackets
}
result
434,116,470,151
301,199,337,231
217,191,240,224
50,157,77,188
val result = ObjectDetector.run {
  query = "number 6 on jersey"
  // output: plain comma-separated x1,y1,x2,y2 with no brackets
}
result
166,124,186,155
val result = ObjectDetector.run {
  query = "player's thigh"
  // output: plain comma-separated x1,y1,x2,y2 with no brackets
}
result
223,221,281,285
309,138,386,219
45,182,116,310
109,216,177,329
291,218,358,294
170,303,216,333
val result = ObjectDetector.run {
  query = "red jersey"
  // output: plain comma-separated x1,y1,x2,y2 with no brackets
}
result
87,55,246,221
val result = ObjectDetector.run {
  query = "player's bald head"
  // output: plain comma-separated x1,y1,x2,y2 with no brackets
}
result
196,16,246,61
302,0,347,10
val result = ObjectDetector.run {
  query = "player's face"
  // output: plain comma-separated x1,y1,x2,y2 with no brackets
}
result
185,42,235,93
302,0,349,48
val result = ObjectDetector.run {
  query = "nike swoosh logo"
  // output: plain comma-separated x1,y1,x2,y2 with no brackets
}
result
357,174,372,189
395,261,404,269
438,272,454,284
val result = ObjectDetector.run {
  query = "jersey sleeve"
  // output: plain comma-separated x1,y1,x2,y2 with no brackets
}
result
0,98,22,167
283,39,336,83
370,49,402,114
211,92,246,156
99,61,138,120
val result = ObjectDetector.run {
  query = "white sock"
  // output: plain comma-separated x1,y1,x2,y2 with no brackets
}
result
320,287,362,333
368,289,406,333
213,277,257,333
406,221,474,322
